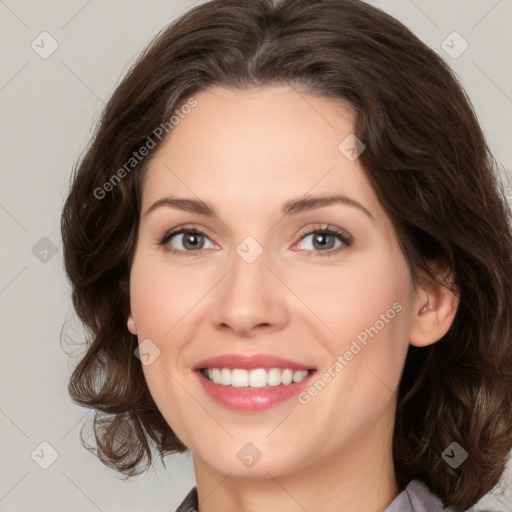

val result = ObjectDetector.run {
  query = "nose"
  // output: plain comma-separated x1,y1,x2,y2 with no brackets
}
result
210,244,290,338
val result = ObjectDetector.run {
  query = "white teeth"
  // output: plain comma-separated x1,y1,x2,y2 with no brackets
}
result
267,368,282,386
211,368,221,384
220,368,232,386
293,370,308,382
203,367,310,387
231,369,249,387
248,368,268,388
282,369,293,385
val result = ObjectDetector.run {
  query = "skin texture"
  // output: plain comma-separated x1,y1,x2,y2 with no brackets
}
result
127,85,459,512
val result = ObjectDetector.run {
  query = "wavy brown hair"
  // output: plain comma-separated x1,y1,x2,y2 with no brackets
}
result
60,0,512,508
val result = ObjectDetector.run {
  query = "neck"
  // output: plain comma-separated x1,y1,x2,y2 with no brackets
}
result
192,410,400,512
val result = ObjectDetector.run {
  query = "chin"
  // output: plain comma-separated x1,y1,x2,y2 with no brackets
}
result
192,439,307,479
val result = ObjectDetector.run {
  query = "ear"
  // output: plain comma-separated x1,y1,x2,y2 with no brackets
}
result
127,312,137,335
409,264,459,348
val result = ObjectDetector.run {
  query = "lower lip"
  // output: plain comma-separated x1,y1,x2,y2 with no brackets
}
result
195,370,315,412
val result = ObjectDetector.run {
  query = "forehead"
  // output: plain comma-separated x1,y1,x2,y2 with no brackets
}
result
140,85,383,223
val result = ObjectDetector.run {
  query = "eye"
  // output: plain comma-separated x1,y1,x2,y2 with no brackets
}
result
294,224,353,257
158,223,353,258
159,226,215,256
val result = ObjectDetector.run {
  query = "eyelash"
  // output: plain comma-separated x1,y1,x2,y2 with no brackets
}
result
158,224,353,258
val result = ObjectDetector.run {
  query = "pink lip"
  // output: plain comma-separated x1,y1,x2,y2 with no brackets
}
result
193,354,313,371
195,370,315,412
193,354,316,412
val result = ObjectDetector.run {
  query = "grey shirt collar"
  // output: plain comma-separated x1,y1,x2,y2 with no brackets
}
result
174,479,453,512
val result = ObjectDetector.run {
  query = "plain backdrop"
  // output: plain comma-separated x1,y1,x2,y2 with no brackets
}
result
0,1,511,511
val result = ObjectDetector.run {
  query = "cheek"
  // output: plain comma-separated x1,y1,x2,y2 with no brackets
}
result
310,253,413,404
140,361,199,449
128,257,206,441
129,255,197,339
297,252,411,345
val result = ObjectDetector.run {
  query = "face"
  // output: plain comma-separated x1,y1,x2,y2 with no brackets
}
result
127,85,422,479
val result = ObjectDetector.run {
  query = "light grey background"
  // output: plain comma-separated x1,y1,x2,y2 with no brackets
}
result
0,1,511,511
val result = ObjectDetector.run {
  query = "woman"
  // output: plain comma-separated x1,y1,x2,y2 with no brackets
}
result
61,0,512,510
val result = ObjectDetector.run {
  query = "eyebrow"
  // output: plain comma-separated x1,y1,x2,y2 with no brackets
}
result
143,194,374,222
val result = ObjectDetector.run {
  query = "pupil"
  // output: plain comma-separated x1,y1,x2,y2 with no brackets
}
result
184,233,202,250
314,233,333,250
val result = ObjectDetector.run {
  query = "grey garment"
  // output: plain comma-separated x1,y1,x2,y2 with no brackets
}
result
173,479,456,512
386,480,451,512
175,486,198,512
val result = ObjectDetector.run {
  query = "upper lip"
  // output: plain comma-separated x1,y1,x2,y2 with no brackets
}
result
193,354,314,371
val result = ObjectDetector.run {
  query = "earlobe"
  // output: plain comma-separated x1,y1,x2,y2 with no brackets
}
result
127,315,137,335
409,270,459,348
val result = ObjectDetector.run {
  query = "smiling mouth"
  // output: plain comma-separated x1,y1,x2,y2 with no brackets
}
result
200,367,315,388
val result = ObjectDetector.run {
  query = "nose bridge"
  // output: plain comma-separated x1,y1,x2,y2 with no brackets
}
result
224,239,274,309
210,236,288,334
